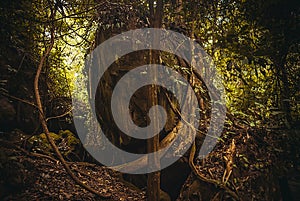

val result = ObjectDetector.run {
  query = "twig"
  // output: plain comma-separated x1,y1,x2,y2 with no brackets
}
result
222,139,235,184
17,53,26,72
45,106,73,122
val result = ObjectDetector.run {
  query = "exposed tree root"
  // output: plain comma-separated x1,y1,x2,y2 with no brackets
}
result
188,141,240,200
112,121,183,172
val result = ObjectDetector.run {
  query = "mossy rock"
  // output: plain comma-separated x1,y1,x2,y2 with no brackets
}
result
28,130,80,159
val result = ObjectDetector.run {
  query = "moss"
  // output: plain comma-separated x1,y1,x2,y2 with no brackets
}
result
58,130,79,147
28,130,80,158
58,130,80,156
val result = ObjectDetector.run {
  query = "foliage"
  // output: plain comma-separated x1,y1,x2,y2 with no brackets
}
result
0,0,298,130
163,0,299,127
0,0,299,200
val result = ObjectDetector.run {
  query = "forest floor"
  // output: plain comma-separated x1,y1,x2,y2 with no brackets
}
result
0,139,146,201
0,127,299,201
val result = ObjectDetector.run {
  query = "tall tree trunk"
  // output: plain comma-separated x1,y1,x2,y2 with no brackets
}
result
147,1,163,201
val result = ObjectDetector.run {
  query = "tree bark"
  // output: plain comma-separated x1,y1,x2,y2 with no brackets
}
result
147,1,163,201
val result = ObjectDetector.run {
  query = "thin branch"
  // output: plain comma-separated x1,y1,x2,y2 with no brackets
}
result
0,91,39,111
44,4,99,23
45,106,73,122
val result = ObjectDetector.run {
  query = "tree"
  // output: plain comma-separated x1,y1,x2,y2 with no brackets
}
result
147,1,164,201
